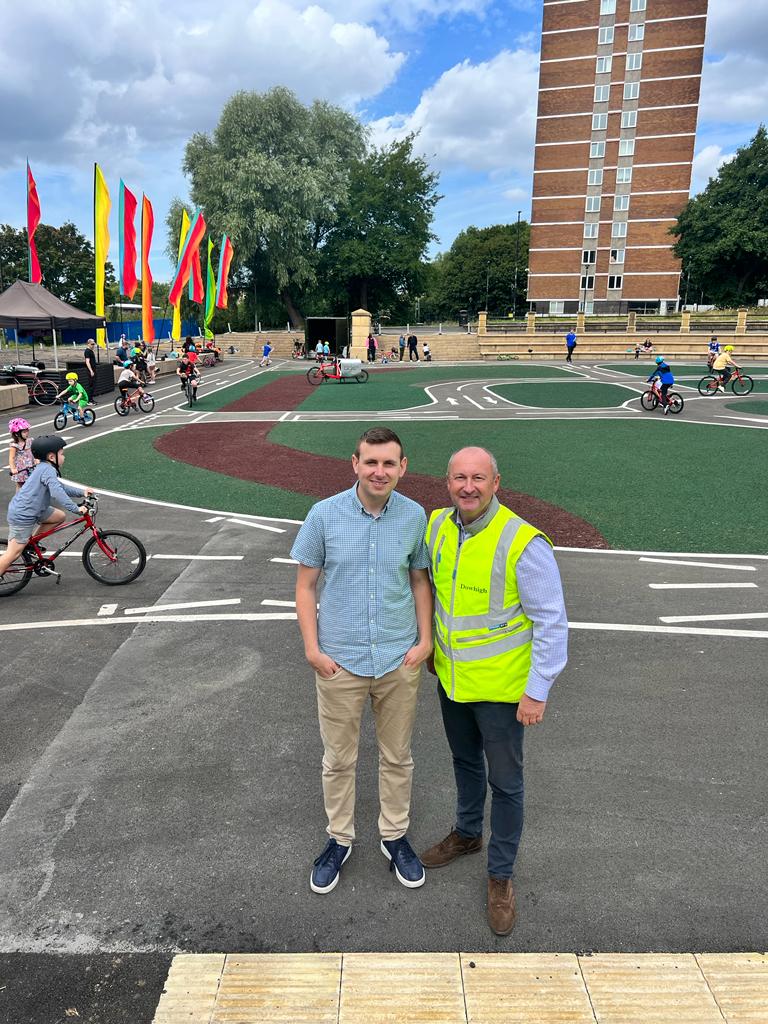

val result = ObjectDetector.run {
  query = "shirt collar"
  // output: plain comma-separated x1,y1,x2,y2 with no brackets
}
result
348,483,395,518
454,495,500,538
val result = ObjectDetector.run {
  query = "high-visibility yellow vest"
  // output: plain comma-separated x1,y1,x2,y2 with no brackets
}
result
426,504,551,703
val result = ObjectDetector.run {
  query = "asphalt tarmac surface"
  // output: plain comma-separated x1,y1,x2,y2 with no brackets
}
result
1,360,766,1022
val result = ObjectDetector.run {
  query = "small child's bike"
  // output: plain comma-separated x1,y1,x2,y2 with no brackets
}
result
0,497,146,596
640,379,684,414
54,400,96,429
114,387,155,416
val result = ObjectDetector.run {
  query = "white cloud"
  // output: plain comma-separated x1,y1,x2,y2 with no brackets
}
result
368,48,539,175
691,144,735,195
700,55,768,126
705,0,768,60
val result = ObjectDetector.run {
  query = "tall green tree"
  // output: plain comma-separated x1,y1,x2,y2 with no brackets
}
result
673,126,768,307
320,135,441,314
178,87,366,328
426,222,530,320
0,221,116,311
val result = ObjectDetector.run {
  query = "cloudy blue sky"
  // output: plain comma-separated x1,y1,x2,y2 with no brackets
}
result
0,0,764,280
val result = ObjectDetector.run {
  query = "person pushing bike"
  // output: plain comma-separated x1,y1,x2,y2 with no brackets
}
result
0,436,93,579
647,356,675,415
711,345,739,391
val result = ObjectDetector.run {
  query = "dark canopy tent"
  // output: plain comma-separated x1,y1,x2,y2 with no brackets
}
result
0,280,106,368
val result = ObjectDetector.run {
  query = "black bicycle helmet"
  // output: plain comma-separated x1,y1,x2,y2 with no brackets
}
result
32,435,67,472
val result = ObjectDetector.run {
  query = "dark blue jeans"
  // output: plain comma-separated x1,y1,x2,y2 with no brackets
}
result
438,684,524,880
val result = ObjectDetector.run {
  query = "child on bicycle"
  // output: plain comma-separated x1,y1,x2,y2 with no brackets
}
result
177,353,200,396
711,345,739,391
0,436,93,578
8,417,35,492
56,372,90,413
706,336,720,370
117,361,146,406
647,356,675,414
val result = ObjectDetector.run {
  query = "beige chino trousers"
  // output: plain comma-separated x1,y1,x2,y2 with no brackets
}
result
315,662,422,845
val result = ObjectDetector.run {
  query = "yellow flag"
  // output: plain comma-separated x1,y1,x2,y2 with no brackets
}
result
172,208,191,341
94,163,111,349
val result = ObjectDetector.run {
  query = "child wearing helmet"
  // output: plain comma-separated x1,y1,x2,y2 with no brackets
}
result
0,436,93,579
117,361,146,406
711,345,739,391
176,353,201,397
647,356,676,414
56,372,90,412
7,418,34,492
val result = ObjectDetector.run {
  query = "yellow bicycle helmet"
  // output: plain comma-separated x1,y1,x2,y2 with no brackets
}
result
65,371,79,381
724,345,734,351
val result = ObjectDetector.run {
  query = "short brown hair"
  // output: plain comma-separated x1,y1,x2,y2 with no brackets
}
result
354,427,404,459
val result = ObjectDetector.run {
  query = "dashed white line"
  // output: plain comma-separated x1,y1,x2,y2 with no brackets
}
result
226,518,285,533
639,557,756,572
97,603,118,616
150,554,244,561
569,621,768,639
659,611,768,624
123,598,242,614
649,582,758,590
0,612,297,632
271,557,298,564
261,599,297,607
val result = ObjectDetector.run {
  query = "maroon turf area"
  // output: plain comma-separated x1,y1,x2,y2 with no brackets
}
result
224,373,315,410
155,423,609,548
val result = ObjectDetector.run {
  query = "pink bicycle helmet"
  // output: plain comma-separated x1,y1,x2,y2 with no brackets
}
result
8,417,31,434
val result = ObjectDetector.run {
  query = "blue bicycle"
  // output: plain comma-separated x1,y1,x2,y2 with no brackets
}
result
53,400,96,429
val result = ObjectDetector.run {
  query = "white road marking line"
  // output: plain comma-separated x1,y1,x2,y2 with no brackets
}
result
226,518,285,533
659,611,768,624
463,394,485,409
97,603,118,616
556,546,768,559
0,612,297,632
271,557,298,564
124,598,242,614
569,621,768,639
639,556,756,572
151,554,244,561
261,599,296,607
483,396,498,404
715,413,768,425
649,582,758,590
278,411,292,421
205,516,225,523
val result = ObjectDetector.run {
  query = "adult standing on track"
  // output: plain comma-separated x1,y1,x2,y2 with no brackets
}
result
399,334,406,361
83,338,98,404
366,333,378,363
407,332,419,361
420,446,568,936
565,328,577,363
291,427,433,896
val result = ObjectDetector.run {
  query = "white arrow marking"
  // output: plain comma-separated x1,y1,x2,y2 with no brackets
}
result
446,397,459,406
483,396,498,404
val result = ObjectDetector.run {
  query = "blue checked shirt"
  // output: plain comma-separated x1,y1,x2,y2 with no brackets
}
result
291,485,430,678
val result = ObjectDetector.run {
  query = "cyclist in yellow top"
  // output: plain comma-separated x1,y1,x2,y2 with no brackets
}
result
711,345,739,392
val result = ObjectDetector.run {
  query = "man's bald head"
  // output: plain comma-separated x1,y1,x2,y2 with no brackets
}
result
447,447,498,478
446,447,501,524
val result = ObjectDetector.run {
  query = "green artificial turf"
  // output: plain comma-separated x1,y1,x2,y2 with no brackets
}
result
297,364,576,412
724,400,768,415
490,382,636,408
192,369,290,411
597,363,768,379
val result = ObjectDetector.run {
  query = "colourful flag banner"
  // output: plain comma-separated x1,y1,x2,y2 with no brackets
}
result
168,209,206,306
141,194,155,343
27,162,42,284
204,237,216,339
215,235,234,309
171,208,191,341
94,163,111,349
119,180,138,300
189,239,204,303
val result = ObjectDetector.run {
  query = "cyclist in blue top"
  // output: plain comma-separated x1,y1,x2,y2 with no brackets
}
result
647,356,675,415
707,336,720,370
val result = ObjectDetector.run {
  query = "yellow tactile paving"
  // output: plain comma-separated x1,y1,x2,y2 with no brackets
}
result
460,953,595,1023
578,954,725,1023
339,953,466,1023
152,952,768,1024
697,953,768,1024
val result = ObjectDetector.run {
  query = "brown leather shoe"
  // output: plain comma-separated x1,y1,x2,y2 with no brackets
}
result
421,829,482,868
487,877,517,936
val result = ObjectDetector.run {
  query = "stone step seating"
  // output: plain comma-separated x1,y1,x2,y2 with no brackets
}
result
480,336,768,362
218,332,482,362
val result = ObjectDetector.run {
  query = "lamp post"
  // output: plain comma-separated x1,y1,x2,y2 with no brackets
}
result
513,210,521,318
485,263,490,315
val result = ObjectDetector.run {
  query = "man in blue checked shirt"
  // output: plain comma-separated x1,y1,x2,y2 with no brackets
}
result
291,427,433,896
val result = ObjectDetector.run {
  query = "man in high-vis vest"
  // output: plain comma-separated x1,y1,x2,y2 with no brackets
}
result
420,447,568,935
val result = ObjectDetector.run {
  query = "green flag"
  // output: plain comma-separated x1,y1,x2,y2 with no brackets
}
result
204,237,216,339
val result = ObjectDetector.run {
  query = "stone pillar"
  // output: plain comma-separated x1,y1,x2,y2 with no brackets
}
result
526,312,536,334
576,311,586,332
736,307,748,336
350,308,372,357
680,311,691,333
478,311,487,336
627,311,637,333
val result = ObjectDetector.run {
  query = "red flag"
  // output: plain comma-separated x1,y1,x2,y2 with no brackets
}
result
216,235,234,309
141,195,155,343
27,162,42,284
119,180,138,300
168,209,206,306
188,241,204,303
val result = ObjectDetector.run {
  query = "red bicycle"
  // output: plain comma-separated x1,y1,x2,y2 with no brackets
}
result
0,497,147,596
114,386,156,415
697,366,754,397
306,358,369,385
640,378,684,414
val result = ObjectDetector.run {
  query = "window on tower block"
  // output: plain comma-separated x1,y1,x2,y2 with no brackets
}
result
608,275,623,289
598,26,614,44
582,250,597,264
588,169,604,185
628,24,645,41
624,82,640,100
592,113,608,131
580,275,595,290
630,0,646,11
610,248,625,263
616,166,633,183
612,222,628,237
594,85,610,103
621,110,638,128
614,194,630,211
600,0,616,13
626,53,642,71
586,196,601,212
619,139,635,156
591,141,606,158
584,223,599,238
596,56,612,74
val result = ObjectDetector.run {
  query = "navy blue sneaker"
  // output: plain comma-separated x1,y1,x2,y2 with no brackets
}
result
310,838,351,894
380,836,426,888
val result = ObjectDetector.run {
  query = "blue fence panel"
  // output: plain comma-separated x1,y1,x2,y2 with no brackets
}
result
6,320,199,345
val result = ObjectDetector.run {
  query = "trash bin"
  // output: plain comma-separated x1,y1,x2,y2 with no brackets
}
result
339,358,363,377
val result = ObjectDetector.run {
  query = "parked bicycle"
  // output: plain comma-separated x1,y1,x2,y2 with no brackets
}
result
1,365,58,405
697,367,754,397
114,386,155,416
0,496,147,595
54,399,96,429
306,359,369,385
640,379,684,414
